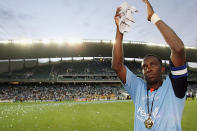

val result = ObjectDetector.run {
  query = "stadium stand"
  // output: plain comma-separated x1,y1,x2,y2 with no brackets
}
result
0,40,197,102
0,57,197,102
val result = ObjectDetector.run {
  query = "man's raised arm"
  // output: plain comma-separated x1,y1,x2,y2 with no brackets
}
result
112,8,126,84
143,0,186,66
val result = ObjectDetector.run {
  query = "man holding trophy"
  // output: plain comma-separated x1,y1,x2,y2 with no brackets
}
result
112,0,188,130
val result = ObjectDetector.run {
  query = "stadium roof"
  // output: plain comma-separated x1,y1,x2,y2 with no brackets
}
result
0,39,197,62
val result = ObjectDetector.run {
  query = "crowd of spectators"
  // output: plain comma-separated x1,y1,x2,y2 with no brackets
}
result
186,85,197,100
0,59,197,103
0,84,125,102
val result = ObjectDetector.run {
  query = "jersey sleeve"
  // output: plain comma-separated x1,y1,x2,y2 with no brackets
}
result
169,60,188,99
123,66,144,103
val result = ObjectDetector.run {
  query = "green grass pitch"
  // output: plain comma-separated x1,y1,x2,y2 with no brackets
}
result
0,100,197,131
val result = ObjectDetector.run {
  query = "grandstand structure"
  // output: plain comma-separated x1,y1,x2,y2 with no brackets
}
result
1,39,197,61
0,39,197,82
0,39,197,102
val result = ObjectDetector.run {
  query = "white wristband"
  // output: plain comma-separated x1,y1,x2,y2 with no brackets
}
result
151,13,161,24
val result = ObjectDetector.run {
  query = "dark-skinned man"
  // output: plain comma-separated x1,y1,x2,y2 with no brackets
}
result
112,0,188,130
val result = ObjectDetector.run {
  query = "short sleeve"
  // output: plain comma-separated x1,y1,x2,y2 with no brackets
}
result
123,66,144,103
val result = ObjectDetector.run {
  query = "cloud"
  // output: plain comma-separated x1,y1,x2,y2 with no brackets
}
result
0,3,35,39
0,8,15,21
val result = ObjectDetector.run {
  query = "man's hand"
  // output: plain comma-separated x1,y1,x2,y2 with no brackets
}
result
112,7,126,84
114,7,121,27
143,0,154,21
143,0,186,66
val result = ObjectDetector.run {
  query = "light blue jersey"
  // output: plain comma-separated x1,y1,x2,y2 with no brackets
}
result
124,65,187,131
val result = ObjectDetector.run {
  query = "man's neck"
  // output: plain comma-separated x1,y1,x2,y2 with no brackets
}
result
147,80,163,90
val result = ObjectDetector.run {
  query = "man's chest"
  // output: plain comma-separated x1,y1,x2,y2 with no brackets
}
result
135,89,174,124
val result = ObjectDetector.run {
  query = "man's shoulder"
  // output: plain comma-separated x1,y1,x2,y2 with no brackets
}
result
125,66,145,82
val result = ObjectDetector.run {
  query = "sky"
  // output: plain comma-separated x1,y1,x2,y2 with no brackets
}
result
0,0,197,47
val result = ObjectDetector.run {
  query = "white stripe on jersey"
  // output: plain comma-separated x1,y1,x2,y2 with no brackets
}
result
171,68,187,76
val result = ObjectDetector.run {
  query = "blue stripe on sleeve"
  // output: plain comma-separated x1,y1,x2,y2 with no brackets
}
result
171,64,187,71
172,73,188,79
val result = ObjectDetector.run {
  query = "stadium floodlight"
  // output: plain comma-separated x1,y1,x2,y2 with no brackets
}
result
0,40,10,44
131,41,168,47
146,42,167,47
32,40,41,44
13,39,33,45
132,41,141,44
52,38,65,45
21,39,33,45
102,40,111,43
66,38,83,45
83,39,101,43
112,40,116,44
12,40,20,44
41,39,51,45
123,40,131,44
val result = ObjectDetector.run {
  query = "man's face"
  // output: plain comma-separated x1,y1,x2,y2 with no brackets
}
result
142,56,163,85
